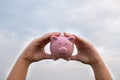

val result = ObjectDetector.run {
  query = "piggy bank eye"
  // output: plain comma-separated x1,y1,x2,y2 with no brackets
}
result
65,43,67,45
59,42,61,45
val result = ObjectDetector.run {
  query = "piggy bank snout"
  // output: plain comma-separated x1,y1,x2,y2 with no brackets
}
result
58,47,67,53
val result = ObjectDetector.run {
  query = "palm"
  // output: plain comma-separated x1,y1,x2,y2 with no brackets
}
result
32,47,45,62
77,48,92,64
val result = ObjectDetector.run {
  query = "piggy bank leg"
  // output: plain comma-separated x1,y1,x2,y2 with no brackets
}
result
66,57,71,61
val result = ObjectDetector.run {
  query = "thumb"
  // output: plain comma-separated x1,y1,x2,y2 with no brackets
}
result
70,55,78,61
44,53,53,59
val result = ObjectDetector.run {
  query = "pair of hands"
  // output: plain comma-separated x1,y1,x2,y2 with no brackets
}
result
8,32,112,80
20,32,101,65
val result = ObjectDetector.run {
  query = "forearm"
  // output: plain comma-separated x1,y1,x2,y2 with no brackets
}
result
7,57,31,80
91,59,112,80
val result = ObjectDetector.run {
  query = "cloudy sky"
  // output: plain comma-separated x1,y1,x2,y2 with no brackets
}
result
0,0,120,80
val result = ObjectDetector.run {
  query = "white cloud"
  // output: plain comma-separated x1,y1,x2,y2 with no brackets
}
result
103,17,120,33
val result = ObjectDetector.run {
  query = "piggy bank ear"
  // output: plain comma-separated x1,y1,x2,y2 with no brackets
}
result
50,36,57,42
68,36,75,42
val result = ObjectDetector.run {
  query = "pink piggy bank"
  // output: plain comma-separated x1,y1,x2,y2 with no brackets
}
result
50,35,75,60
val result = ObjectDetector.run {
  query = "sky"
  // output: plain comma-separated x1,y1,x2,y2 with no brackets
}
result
0,0,120,80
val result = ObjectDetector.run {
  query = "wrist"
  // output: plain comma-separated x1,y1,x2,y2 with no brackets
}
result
89,52,103,67
18,56,32,66
90,58,104,69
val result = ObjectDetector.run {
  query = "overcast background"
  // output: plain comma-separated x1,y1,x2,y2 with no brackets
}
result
0,0,120,80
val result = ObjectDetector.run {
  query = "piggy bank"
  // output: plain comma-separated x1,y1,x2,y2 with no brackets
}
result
50,35,75,60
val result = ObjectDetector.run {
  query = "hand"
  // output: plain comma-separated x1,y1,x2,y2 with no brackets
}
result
20,32,61,64
64,32,102,65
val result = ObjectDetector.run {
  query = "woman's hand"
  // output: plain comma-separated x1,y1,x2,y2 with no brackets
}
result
20,32,61,64
64,32,101,65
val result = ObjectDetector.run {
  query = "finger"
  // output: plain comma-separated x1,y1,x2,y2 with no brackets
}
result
35,32,61,47
52,32,61,37
70,55,78,61
41,32,61,42
73,35,91,51
74,35,86,43
64,32,73,37
64,32,86,43
44,53,53,59
66,57,71,61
